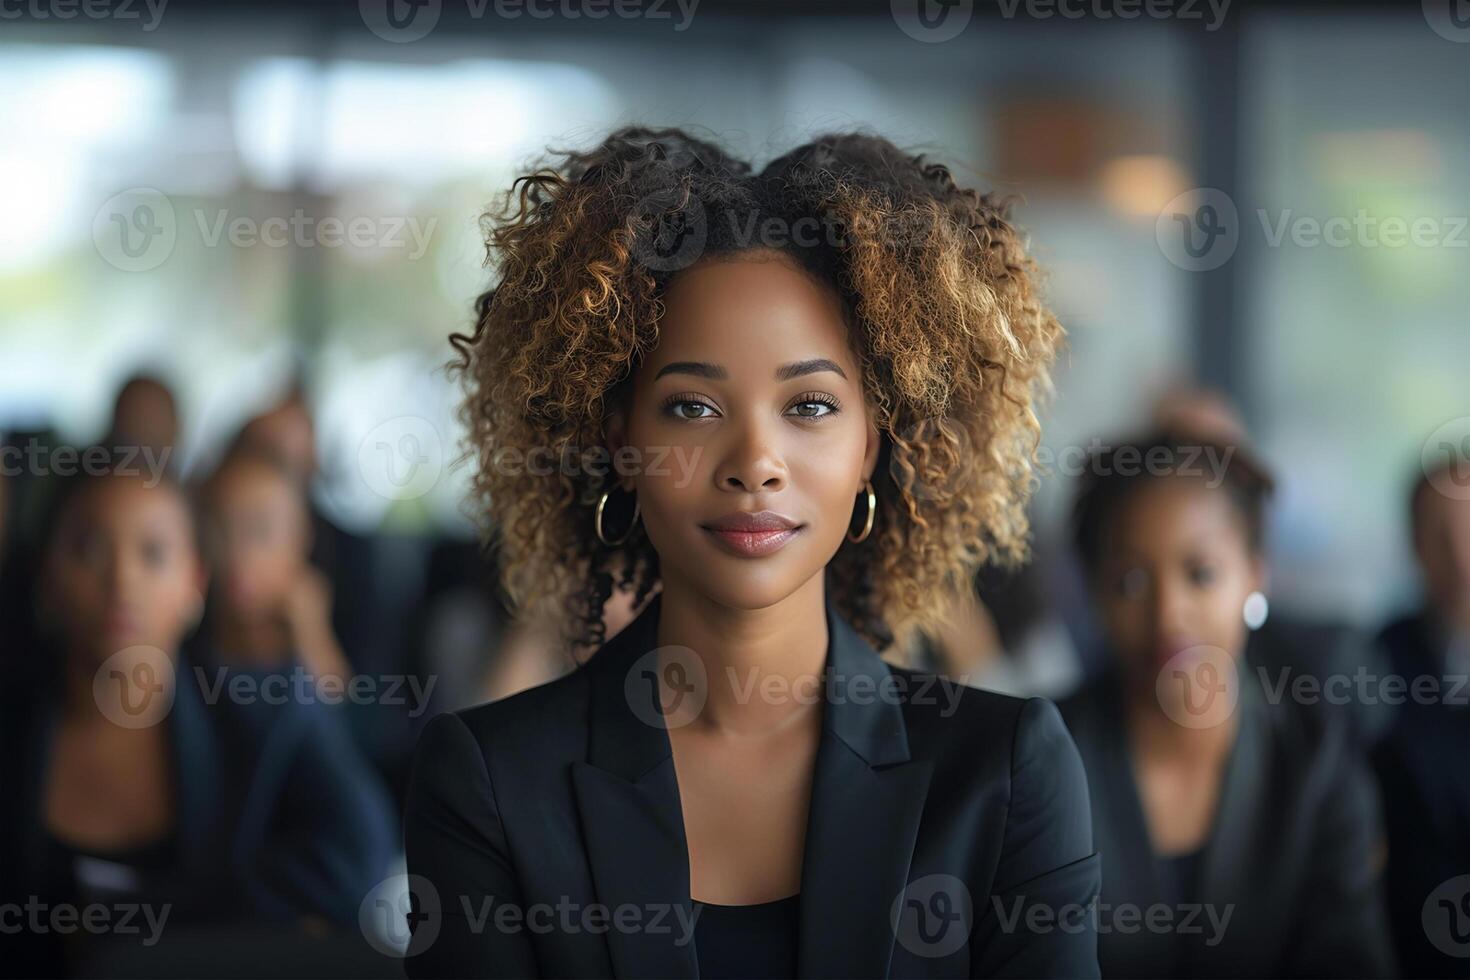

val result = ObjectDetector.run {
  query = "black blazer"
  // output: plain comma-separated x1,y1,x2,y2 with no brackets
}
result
1369,610,1470,978
0,653,400,975
403,590,1102,978
1060,669,1396,978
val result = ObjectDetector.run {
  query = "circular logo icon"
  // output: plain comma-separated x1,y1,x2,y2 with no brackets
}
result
93,646,176,729
891,873,973,959
1155,645,1239,729
625,645,708,730
891,0,973,43
360,0,442,42
1155,188,1239,272
629,190,707,273
1422,874,1470,958
1421,416,1470,502
1423,0,1470,42
360,872,441,957
93,187,176,272
357,416,443,501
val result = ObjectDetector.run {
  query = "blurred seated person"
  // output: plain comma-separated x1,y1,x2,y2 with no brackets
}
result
1155,382,1392,744
1369,453,1470,977
910,560,1082,699
1058,429,1394,978
196,447,350,685
0,459,397,977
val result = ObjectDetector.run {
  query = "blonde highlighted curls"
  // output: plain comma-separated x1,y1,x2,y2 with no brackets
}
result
449,126,1063,661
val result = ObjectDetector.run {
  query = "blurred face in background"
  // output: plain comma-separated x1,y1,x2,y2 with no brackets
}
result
111,378,179,461
202,454,311,621
41,474,205,668
1414,488,1470,635
237,399,317,485
605,250,880,612
1092,476,1264,695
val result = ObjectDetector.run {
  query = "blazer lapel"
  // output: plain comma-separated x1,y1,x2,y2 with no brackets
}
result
570,590,933,979
572,592,700,979
796,597,934,979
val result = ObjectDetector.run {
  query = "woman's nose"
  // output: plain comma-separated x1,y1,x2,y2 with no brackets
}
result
714,425,788,493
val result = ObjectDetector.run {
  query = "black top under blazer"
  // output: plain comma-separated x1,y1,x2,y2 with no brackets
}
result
1060,668,1396,979
402,590,1103,978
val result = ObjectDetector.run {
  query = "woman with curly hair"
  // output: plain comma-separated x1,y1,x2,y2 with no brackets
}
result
402,126,1099,979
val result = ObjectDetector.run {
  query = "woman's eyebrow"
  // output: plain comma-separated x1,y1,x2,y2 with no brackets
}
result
653,358,848,382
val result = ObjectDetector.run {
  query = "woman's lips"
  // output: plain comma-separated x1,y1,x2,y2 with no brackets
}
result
701,525,803,558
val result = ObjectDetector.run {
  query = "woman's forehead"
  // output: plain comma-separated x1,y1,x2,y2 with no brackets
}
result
646,254,856,377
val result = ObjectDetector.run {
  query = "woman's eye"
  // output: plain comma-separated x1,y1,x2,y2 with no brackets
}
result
1188,564,1218,587
668,400,716,421
789,401,835,419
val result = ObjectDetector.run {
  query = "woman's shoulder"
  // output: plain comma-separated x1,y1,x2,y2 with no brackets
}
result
417,659,595,765
885,662,1084,780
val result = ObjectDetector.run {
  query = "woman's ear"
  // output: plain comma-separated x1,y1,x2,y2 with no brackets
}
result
603,405,636,492
861,414,882,487
1248,554,1269,596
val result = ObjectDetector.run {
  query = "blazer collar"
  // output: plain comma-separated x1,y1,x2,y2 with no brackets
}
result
584,589,913,780
572,589,933,979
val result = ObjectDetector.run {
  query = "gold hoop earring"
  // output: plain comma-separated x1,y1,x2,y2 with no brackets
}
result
595,486,641,547
847,480,876,543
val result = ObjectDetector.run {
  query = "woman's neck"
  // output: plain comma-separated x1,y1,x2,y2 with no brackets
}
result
1124,680,1240,766
656,575,829,736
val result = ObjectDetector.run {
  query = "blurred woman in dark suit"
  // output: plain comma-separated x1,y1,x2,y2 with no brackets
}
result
0,459,398,976
403,126,1101,978
1059,430,1395,978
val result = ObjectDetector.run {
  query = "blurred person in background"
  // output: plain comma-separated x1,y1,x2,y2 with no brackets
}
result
225,387,420,796
105,373,180,474
0,458,397,977
195,447,351,685
1153,383,1392,744
1369,452,1470,977
1059,429,1395,978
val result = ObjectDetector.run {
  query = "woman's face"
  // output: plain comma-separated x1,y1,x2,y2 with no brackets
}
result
43,475,205,667
1093,477,1263,689
607,249,880,612
202,457,309,618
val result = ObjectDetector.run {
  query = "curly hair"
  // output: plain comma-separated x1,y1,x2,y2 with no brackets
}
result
449,125,1064,661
